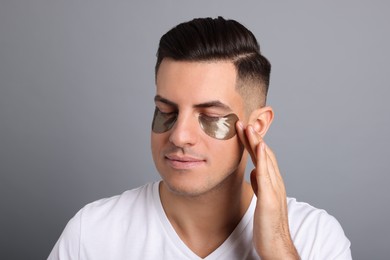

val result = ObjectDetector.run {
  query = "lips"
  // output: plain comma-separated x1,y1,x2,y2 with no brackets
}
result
165,154,206,170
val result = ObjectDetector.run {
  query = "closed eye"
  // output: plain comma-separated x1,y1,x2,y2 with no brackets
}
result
156,107,177,116
199,113,227,120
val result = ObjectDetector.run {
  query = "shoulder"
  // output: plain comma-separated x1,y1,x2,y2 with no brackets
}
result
286,197,352,259
76,182,158,225
88,182,155,207
287,197,328,220
48,182,160,259
287,197,343,233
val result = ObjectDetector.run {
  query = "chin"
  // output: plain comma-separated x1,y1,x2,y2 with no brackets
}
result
161,174,210,197
160,170,239,199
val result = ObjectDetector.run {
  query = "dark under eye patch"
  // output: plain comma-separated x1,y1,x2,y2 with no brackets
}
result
151,108,177,134
151,107,239,140
198,113,239,140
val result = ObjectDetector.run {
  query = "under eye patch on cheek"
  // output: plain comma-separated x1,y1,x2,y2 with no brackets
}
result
198,113,239,140
151,107,239,140
151,108,178,133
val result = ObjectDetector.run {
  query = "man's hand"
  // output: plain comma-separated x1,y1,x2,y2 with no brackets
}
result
236,122,300,260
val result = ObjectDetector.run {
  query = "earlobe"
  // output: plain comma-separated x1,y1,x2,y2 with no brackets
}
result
251,106,274,138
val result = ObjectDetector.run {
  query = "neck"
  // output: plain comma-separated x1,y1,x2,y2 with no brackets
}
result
159,174,253,258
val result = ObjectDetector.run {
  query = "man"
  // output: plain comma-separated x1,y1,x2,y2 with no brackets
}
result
48,17,351,259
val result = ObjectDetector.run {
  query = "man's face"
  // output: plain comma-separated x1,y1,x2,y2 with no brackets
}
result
151,59,247,197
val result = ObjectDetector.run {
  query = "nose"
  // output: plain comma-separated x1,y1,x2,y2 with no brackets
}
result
168,113,199,148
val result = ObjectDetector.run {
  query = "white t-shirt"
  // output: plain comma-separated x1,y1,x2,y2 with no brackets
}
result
48,182,352,259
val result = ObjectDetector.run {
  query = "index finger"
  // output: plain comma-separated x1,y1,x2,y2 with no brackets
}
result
236,121,261,165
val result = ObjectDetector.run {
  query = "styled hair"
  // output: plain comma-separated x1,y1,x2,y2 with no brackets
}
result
155,17,271,109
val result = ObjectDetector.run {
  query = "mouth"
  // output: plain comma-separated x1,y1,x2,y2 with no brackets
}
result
165,154,206,170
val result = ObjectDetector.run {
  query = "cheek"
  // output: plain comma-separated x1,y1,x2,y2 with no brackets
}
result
151,133,165,157
208,137,242,164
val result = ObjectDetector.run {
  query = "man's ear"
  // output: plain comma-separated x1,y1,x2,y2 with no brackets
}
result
249,106,274,138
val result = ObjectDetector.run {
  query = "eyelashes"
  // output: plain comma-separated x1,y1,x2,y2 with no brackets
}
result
151,107,239,140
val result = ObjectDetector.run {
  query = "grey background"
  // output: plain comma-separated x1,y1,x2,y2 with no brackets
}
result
1,1,389,259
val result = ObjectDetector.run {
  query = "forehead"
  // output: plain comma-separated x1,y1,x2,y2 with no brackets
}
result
155,59,243,108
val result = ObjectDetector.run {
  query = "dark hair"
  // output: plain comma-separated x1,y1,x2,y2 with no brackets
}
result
155,17,271,108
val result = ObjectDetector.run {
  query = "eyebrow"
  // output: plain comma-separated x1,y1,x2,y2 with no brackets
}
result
154,95,232,112
154,95,178,108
